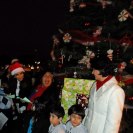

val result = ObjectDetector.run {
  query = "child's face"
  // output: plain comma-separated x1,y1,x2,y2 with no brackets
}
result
70,114,82,127
49,113,61,126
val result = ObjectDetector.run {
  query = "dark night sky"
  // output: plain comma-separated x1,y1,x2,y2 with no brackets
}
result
0,0,68,64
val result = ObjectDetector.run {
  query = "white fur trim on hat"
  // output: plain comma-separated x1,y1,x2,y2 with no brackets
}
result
11,67,25,75
11,58,19,64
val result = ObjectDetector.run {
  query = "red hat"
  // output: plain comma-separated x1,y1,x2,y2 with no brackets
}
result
9,62,25,76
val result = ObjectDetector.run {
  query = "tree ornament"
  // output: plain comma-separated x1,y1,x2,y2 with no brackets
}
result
118,9,129,22
107,54,113,60
69,0,75,12
78,49,95,68
107,49,113,54
63,33,72,43
60,49,65,64
107,49,113,61
68,55,72,62
119,34,132,46
93,26,102,37
89,42,95,46
84,22,90,27
97,0,112,9
73,71,77,78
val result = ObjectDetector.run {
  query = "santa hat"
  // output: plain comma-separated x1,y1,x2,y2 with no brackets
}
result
9,62,25,76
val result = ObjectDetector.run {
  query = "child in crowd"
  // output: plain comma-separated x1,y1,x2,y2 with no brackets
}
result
49,105,66,133
66,104,88,133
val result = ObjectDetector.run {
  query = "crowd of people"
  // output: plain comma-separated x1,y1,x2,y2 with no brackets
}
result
0,58,60,133
0,56,127,133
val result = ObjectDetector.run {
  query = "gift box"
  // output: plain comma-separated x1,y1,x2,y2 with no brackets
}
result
61,78,95,122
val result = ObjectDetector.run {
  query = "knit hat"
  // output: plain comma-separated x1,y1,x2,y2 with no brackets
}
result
9,62,25,76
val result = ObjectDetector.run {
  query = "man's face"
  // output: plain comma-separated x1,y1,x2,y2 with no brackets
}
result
15,72,24,81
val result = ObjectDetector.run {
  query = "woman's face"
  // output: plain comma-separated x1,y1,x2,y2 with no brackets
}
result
42,72,53,87
15,72,24,81
92,69,102,81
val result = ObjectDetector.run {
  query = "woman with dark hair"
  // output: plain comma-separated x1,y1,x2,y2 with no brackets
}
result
27,72,60,110
84,56,125,133
26,71,60,133
7,62,33,133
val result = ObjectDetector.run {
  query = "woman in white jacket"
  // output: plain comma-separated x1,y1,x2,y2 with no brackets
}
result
84,56,125,133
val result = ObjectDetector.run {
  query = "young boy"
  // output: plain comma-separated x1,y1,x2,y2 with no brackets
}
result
49,105,66,133
66,104,88,133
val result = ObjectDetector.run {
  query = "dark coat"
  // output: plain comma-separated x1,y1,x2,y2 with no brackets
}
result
27,82,60,133
8,74,33,99
5,73,33,133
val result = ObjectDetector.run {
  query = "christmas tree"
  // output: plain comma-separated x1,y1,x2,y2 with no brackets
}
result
49,0,133,78
49,1,133,130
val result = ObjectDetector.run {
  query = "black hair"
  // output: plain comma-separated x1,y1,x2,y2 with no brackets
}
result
90,56,115,77
68,104,85,120
50,105,65,118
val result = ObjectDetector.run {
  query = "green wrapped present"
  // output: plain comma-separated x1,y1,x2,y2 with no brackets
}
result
61,78,95,123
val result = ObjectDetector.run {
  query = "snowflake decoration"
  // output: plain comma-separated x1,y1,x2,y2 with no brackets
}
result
63,33,72,43
118,9,129,22
78,50,95,68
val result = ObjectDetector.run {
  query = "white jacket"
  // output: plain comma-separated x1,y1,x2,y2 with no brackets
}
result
84,77,125,133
